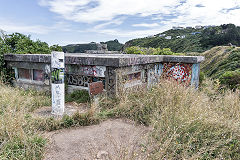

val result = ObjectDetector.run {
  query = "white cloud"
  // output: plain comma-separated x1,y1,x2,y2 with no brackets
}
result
0,20,73,35
89,26,170,39
94,17,126,29
38,0,181,23
38,0,240,39
39,0,240,25
132,23,159,28
0,23,50,34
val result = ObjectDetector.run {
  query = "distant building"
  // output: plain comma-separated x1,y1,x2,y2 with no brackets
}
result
147,35,155,38
181,35,186,38
158,34,166,37
195,25,202,29
165,36,172,39
203,25,216,29
191,32,201,35
177,35,186,39
172,26,184,30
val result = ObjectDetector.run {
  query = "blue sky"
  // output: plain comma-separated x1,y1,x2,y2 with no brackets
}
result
0,0,240,45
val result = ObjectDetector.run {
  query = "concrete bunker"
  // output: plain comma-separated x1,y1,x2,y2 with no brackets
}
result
4,53,204,95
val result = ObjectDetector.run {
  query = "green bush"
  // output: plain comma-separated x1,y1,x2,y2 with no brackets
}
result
0,32,62,83
199,71,205,85
65,90,90,103
124,46,184,55
219,71,240,90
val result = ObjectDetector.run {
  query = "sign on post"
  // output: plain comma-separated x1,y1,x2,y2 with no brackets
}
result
51,51,65,115
88,81,104,96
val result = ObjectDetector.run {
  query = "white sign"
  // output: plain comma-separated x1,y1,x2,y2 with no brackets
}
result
51,51,65,115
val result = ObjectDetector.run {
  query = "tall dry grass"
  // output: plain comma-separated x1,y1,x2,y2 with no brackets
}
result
0,76,239,159
100,79,240,159
0,81,50,159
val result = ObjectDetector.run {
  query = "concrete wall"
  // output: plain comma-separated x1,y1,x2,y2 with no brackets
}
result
4,53,204,95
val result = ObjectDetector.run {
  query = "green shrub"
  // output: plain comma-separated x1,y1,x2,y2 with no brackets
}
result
0,32,62,83
124,46,184,55
65,90,90,103
199,71,205,85
219,71,240,90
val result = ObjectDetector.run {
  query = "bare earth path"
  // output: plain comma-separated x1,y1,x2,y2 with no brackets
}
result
43,119,150,160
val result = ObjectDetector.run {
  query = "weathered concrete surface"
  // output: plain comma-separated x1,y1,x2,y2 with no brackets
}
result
162,55,205,63
85,50,120,54
4,53,205,93
4,53,204,67
13,79,50,91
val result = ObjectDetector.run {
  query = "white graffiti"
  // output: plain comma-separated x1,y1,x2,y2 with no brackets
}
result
167,65,187,81
93,66,106,77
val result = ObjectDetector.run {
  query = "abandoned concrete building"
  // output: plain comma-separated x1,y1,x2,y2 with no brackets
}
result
4,53,204,95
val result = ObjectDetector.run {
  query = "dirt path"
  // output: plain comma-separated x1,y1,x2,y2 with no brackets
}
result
43,119,150,160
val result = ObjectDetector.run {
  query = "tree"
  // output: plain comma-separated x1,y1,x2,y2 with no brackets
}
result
0,31,61,82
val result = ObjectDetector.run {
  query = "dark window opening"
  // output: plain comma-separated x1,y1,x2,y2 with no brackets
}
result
18,68,31,80
33,69,44,81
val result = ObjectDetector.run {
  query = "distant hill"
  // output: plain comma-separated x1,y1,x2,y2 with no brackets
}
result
62,39,123,53
125,24,240,53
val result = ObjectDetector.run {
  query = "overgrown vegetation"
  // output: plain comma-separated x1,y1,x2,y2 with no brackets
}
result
0,31,62,82
219,71,240,90
125,46,183,55
199,46,240,89
65,90,90,104
99,79,240,159
0,82,51,159
125,23,240,53
1,77,240,159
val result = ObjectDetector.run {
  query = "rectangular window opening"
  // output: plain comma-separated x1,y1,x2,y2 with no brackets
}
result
18,68,31,80
33,69,44,81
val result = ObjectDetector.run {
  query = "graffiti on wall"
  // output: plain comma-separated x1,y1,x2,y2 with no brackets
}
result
66,74,105,88
123,72,142,88
66,65,106,77
123,72,141,82
51,68,64,84
163,63,192,85
148,63,163,87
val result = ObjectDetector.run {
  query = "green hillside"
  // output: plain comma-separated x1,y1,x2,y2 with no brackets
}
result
186,46,240,89
199,46,240,89
125,24,240,53
200,46,240,78
62,39,123,53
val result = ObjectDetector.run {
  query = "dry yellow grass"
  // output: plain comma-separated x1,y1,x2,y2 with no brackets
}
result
0,82,50,159
101,79,240,159
0,77,239,159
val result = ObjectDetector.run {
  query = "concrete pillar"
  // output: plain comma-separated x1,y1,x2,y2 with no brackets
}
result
106,67,117,96
191,63,200,89
51,51,65,115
